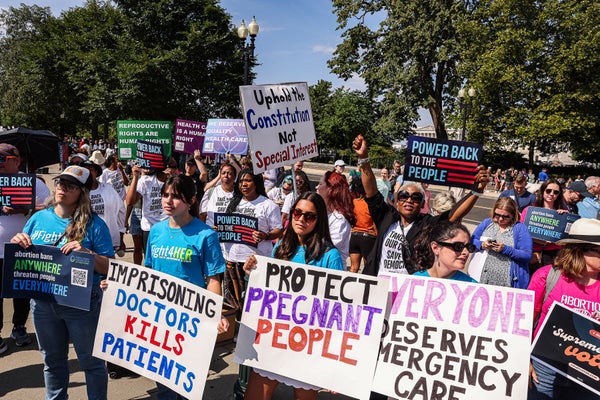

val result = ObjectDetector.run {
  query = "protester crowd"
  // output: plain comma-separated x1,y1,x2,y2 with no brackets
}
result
1,134,599,400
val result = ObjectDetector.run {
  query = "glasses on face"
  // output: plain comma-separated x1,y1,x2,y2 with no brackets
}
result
292,208,317,223
53,179,80,192
544,189,560,195
582,244,600,256
397,191,424,203
0,155,17,163
494,212,512,220
436,241,477,253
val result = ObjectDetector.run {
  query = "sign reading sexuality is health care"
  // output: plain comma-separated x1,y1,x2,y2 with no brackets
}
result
173,119,207,155
93,259,222,399
136,140,167,170
0,173,36,209
234,255,388,399
117,120,172,160
531,302,600,396
2,243,95,310
214,213,258,248
240,83,318,174
405,136,483,189
202,119,249,155
371,275,534,399
523,207,580,242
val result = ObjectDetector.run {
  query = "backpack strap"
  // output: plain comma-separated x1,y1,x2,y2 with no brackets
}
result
543,265,561,305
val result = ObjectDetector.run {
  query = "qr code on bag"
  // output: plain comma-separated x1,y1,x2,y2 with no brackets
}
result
71,268,89,287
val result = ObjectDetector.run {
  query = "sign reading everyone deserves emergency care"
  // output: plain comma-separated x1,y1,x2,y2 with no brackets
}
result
234,255,388,399
93,259,223,399
371,275,534,399
240,83,318,174
117,120,172,160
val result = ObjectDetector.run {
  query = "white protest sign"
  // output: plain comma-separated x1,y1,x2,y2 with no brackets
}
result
372,275,534,399
240,83,318,174
93,259,223,399
234,255,388,399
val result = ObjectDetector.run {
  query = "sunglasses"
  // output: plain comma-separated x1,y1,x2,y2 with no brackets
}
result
292,208,317,223
494,212,512,220
397,191,424,203
53,179,81,192
0,155,17,163
436,241,477,253
544,189,560,195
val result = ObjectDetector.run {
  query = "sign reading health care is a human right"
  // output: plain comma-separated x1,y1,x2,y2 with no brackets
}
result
405,135,483,189
234,255,388,399
240,83,318,174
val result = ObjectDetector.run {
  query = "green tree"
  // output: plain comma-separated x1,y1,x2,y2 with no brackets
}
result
329,0,467,140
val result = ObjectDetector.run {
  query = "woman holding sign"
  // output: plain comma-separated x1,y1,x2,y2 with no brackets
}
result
10,165,114,400
145,174,229,400
528,218,600,400
243,191,344,399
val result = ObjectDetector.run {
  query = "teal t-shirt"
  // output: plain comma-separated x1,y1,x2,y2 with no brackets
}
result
413,269,477,283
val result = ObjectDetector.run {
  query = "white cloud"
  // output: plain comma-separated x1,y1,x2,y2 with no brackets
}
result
312,44,335,55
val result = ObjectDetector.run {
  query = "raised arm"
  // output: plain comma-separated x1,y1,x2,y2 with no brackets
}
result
448,166,489,222
352,134,379,198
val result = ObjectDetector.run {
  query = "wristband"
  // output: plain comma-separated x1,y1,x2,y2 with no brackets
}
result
471,190,483,197
357,157,370,165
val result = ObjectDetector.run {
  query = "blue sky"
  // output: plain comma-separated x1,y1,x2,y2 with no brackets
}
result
3,0,431,125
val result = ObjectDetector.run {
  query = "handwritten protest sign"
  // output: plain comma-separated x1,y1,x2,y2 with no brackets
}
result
371,275,534,399
240,83,318,174
174,119,208,155
2,243,94,310
405,136,483,189
93,259,222,399
531,302,600,396
214,213,258,248
117,120,172,160
136,140,167,170
0,173,36,209
524,207,580,242
234,255,388,399
202,119,248,155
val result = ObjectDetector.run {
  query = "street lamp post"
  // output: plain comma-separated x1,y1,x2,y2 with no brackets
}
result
458,87,475,141
237,17,259,85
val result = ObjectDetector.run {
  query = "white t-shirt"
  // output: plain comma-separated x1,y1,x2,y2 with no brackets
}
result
90,182,125,247
200,185,234,227
98,168,127,200
223,195,282,262
328,211,351,268
136,174,167,231
378,221,413,276
281,192,298,215
0,175,51,258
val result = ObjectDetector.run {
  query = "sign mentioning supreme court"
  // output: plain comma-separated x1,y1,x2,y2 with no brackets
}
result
405,136,483,189
523,207,580,242
93,259,222,399
240,83,318,174
234,255,388,399
371,275,534,399
0,173,36,209
173,119,207,155
117,120,172,160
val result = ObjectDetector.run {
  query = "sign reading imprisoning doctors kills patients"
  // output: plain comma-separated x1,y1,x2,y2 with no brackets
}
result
234,255,388,399
117,120,172,160
93,259,223,399
405,136,483,190
2,243,95,310
240,83,318,174
371,275,534,399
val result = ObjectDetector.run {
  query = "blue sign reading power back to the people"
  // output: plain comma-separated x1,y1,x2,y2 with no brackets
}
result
405,136,483,189
2,243,95,310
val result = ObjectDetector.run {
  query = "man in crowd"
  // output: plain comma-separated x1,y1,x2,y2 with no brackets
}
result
498,174,536,212
577,176,600,219
562,181,588,215
0,144,51,352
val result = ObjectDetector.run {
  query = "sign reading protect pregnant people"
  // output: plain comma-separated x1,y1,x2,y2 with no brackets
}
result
117,120,172,160
234,255,388,399
240,83,318,174
2,243,95,310
93,259,222,399
214,212,258,248
371,275,534,399
523,207,580,242
0,173,36,209
405,136,483,189
202,119,249,155
531,302,600,396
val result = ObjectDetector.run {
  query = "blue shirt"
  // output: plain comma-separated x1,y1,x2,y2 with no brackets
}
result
24,207,115,285
272,243,344,271
498,189,536,212
577,197,600,219
413,269,477,283
145,217,226,288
